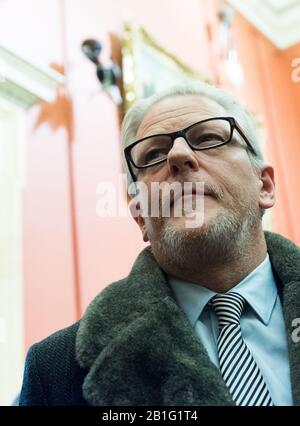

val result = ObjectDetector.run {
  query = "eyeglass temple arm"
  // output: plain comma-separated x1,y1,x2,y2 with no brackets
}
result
234,124,257,156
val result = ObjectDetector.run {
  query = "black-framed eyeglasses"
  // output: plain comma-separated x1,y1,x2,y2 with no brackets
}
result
124,117,257,182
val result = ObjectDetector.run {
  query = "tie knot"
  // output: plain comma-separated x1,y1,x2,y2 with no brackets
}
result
210,292,245,328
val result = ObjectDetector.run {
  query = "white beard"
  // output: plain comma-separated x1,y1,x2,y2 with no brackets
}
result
145,203,261,271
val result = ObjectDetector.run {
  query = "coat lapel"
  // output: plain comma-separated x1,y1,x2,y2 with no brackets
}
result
76,231,300,406
75,245,234,405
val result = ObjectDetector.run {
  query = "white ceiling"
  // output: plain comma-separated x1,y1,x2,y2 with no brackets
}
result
229,0,300,49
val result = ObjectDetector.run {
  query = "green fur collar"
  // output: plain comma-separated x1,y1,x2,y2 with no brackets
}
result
76,231,300,406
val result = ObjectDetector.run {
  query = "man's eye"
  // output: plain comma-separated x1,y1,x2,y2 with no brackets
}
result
145,148,167,163
190,132,226,148
193,133,224,145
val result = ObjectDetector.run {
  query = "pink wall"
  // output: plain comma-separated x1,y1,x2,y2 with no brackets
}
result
1,0,300,352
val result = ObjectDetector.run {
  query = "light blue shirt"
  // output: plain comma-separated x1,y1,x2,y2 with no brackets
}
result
168,253,293,406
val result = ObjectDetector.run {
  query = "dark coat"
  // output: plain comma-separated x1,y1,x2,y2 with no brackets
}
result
19,231,300,406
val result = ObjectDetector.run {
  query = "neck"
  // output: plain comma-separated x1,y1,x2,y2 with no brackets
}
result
153,230,268,293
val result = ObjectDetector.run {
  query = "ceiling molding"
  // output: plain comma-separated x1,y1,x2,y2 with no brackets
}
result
229,0,300,49
0,46,64,109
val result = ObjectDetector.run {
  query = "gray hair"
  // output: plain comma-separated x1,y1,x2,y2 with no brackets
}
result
121,81,265,188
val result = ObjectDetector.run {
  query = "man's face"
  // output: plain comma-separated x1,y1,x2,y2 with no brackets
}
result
131,95,274,265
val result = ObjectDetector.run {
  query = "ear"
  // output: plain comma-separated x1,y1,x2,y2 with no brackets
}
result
258,165,275,210
128,198,149,242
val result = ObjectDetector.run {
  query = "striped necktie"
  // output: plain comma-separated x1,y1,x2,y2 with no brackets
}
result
210,292,274,406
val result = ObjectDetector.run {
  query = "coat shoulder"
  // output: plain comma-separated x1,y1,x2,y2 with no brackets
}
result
34,321,80,353
20,321,88,406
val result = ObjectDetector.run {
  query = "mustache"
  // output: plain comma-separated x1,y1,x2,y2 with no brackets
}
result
168,180,223,202
158,180,223,213
133,179,224,218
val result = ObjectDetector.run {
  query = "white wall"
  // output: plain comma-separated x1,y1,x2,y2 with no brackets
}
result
0,99,25,406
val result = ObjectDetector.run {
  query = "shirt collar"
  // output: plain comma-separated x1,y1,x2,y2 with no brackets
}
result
168,253,278,328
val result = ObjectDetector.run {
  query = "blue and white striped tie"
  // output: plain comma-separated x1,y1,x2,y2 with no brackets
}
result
210,292,274,406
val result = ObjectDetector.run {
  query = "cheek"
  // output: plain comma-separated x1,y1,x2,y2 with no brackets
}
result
146,164,169,182
216,160,259,201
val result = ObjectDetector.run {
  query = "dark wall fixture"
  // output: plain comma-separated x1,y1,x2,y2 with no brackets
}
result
81,39,122,106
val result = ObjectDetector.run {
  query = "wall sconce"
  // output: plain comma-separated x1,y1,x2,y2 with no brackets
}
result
218,4,244,88
81,39,122,106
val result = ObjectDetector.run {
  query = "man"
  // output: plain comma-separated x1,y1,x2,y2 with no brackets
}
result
19,82,300,406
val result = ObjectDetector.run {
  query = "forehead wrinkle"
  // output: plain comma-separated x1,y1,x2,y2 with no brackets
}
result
137,97,226,139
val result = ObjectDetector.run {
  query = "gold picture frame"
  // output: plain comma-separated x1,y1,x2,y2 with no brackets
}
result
121,21,211,112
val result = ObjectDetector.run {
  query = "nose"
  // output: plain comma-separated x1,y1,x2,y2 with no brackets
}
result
167,137,199,177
